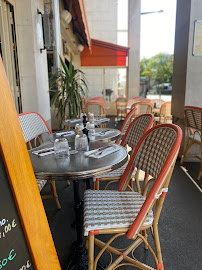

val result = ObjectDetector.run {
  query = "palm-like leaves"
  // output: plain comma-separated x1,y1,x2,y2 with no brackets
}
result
50,54,88,126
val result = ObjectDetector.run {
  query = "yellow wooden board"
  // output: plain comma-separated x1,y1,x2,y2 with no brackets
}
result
0,56,61,269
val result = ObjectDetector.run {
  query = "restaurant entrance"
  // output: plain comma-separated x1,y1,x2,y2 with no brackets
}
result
0,0,22,113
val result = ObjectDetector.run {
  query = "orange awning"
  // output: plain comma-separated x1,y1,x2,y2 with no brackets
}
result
81,39,129,67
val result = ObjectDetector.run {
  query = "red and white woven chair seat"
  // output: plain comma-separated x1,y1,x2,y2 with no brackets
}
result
84,190,153,236
93,162,136,179
36,179,47,192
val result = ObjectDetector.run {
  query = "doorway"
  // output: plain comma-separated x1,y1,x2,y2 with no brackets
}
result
0,0,22,113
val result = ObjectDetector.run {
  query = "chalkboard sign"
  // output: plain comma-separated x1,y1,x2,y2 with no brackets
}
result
0,155,34,270
0,56,61,269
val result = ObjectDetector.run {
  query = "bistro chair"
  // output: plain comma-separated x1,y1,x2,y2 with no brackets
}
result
180,106,202,180
93,114,155,192
151,99,165,109
140,97,151,103
91,96,106,105
115,107,137,145
155,101,172,125
86,99,106,118
126,98,139,114
84,123,182,270
116,96,128,121
130,96,143,101
131,101,153,117
18,112,67,209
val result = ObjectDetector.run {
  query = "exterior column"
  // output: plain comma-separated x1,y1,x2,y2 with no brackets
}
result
15,0,51,126
128,0,141,99
172,0,202,155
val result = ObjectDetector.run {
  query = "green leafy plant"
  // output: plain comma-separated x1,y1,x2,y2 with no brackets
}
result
50,54,88,127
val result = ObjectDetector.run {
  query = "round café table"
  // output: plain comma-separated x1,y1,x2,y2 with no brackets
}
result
53,128,121,143
29,141,128,270
64,117,110,128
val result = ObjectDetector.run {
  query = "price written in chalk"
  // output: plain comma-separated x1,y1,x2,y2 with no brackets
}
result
0,219,17,239
19,260,32,270
0,249,16,269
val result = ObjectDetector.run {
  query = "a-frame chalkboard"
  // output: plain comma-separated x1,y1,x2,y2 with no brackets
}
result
0,56,61,270
0,155,34,269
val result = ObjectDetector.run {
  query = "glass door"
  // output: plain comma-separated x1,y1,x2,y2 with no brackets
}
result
0,0,22,113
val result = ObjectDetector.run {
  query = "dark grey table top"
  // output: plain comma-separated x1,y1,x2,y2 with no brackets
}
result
29,141,128,181
53,128,120,142
64,118,110,127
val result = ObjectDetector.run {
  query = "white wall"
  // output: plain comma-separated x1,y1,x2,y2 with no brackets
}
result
172,0,202,156
84,0,117,44
83,0,118,98
16,0,51,126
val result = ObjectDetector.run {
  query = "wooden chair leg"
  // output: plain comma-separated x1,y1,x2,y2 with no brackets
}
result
197,141,202,180
135,169,141,194
88,233,94,270
48,180,61,209
197,169,202,180
180,137,194,165
93,181,96,190
96,180,100,190
153,223,164,270
142,230,148,250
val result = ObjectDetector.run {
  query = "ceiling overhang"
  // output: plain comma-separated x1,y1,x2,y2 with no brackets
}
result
65,0,91,51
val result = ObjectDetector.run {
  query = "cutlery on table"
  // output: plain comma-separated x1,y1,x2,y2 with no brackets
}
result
85,145,112,157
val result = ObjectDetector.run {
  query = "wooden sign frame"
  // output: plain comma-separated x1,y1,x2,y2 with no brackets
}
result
0,56,61,269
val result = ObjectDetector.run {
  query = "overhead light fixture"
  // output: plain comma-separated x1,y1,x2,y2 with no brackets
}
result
61,10,72,25
77,44,84,52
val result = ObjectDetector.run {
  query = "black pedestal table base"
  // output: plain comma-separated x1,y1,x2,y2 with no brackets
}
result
66,179,89,270
66,178,105,270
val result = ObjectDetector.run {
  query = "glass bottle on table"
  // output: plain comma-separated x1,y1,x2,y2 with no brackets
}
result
88,123,95,141
75,131,89,152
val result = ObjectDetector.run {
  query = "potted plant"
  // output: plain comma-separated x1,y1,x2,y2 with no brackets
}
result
50,54,88,128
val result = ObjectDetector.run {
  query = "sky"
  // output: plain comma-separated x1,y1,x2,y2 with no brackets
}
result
140,0,177,59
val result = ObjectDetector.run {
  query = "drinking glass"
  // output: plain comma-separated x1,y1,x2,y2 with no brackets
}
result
54,138,70,158
75,134,89,151
88,123,95,141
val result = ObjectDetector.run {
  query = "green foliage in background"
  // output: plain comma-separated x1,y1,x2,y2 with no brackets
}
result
50,54,88,126
140,53,173,88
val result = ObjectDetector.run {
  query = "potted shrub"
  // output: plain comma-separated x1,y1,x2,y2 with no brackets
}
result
50,54,88,128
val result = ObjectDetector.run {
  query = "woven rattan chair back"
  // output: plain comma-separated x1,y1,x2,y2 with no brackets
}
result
131,102,153,116
126,98,138,110
140,98,151,103
121,113,154,149
116,96,128,105
94,113,154,191
159,101,172,123
120,108,137,133
86,100,106,117
151,99,165,108
116,96,128,121
18,112,52,149
18,112,63,209
119,124,182,193
184,106,202,130
181,106,202,180
115,107,137,144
